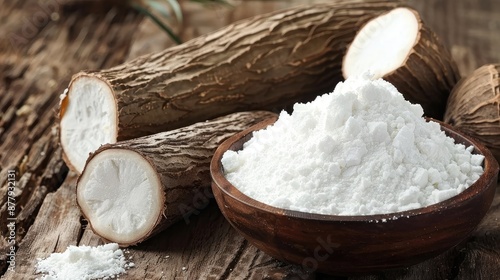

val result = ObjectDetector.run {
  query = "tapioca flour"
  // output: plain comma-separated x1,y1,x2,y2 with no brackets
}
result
35,243,134,280
222,74,485,215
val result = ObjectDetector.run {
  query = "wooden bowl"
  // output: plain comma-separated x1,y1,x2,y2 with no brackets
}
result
210,117,499,275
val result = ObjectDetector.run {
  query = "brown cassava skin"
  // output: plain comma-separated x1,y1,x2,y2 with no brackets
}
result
77,111,277,246
343,7,460,120
62,1,401,143
444,64,500,163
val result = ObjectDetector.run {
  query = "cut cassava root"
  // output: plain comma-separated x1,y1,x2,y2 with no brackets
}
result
77,111,277,246
444,64,500,163
60,0,402,174
342,7,460,119
60,77,117,173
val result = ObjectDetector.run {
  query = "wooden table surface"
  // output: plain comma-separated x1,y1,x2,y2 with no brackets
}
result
1,0,499,279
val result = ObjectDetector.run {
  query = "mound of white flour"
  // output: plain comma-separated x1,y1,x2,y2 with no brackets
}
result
222,75,484,215
36,243,134,279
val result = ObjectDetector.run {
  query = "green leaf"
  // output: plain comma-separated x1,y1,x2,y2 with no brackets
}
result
190,0,232,7
166,0,183,23
131,2,183,45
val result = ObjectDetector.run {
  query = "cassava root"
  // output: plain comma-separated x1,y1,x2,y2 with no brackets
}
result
342,7,460,119
77,111,277,246
444,64,500,163
60,0,402,174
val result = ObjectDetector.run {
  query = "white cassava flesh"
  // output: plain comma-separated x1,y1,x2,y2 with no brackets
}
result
77,149,163,245
342,7,460,119
342,8,419,79
60,76,117,173
76,111,277,246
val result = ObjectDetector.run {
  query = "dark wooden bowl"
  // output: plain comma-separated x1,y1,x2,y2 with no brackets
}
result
210,117,499,275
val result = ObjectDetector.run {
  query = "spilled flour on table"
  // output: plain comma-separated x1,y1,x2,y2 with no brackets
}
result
36,243,134,280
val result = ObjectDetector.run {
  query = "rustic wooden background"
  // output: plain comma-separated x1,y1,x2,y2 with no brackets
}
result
1,0,499,279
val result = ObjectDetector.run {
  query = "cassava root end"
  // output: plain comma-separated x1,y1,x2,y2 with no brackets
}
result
343,7,419,80
77,148,164,244
60,75,118,173
77,111,277,246
342,7,460,119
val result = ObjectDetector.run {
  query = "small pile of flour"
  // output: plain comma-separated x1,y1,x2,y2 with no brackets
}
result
36,243,134,280
222,74,484,215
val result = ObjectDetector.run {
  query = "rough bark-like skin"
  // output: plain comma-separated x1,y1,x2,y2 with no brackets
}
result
444,64,500,163
344,8,460,120
78,111,277,246
64,1,401,142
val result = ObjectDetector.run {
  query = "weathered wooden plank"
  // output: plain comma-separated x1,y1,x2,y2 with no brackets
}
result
0,0,143,273
5,172,311,279
7,177,500,280
1,1,314,278
1,0,500,279
120,203,310,280
2,175,82,279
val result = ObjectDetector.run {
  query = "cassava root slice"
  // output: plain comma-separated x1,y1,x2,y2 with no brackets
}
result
76,111,277,246
444,64,500,163
342,7,460,119
60,0,401,174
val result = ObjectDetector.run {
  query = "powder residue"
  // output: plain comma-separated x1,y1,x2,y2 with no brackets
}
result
36,243,134,280
222,74,484,215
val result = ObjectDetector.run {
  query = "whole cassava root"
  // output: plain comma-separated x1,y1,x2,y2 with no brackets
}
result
77,111,277,246
60,0,402,174
342,7,460,119
444,64,500,163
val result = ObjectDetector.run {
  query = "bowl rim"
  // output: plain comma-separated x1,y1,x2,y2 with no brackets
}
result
210,117,499,222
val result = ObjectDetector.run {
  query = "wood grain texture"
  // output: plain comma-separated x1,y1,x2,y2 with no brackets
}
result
5,174,311,279
121,202,311,280
0,1,310,278
0,0,142,273
1,0,500,279
2,175,83,279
